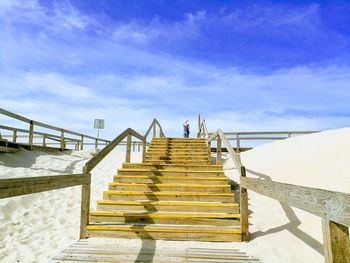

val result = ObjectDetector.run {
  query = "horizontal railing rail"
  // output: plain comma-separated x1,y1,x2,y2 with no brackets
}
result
198,116,349,262
0,108,110,151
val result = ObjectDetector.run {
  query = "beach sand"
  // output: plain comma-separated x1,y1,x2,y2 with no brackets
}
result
1,128,349,262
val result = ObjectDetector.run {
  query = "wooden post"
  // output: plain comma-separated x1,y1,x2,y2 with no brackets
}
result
198,113,201,137
60,129,65,151
125,134,131,163
142,141,146,162
132,141,136,152
236,134,240,153
13,130,17,142
153,123,156,138
29,121,34,149
240,166,249,241
43,135,46,147
94,138,98,151
216,136,221,165
80,135,84,150
138,143,141,152
322,219,350,263
208,141,211,161
80,173,91,239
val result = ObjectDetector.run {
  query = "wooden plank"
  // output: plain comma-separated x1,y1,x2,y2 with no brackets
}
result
0,146,19,153
84,128,130,173
0,174,90,199
60,129,65,151
241,177,350,227
218,129,242,171
80,179,91,239
28,121,34,148
322,219,350,263
125,134,131,163
240,166,249,241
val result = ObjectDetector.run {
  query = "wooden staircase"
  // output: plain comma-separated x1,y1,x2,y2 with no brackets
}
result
86,138,242,242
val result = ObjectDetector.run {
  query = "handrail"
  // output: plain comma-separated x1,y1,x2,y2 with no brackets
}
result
198,115,349,261
80,118,165,238
0,108,110,150
144,118,165,139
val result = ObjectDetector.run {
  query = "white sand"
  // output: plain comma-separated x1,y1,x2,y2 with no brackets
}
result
221,127,350,263
1,128,349,262
0,148,142,262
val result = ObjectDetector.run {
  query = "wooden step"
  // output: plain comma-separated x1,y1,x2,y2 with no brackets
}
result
144,160,210,165
86,224,242,242
89,211,240,226
146,152,209,156
147,148,208,152
96,200,239,213
117,169,224,177
145,156,209,160
152,138,206,141
103,191,234,202
114,175,228,184
108,183,231,193
122,163,222,170
149,145,208,149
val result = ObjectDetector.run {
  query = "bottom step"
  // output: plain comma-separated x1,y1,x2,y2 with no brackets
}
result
86,224,242,242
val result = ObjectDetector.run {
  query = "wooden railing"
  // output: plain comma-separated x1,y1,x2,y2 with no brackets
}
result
0,117,165,241
80,118,164,238
198,118,350,262
0,108,110,151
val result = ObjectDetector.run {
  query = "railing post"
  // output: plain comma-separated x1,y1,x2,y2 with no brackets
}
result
125,134,132,163
236,134,240,153
240,166,249,241
80,135,84,150
94,138,98,151
13,130,17,142
43,135,46,147
80,172,91,239
29,121,34,149
132,141,136,152
142,140,146,162
216,136,221,164
198,113,201,137
208,140,211,160
322,219,350,263
60,129,65,151
153,123,156,138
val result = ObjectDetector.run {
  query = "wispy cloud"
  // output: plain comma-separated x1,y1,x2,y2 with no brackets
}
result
0,0,349,139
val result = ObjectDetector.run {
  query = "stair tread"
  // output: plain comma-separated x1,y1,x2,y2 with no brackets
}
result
114,175,227,180
96,200,238,206
104,191,234,196
109,183,229,188
90,211,240,218
87,224,241,234
118,169,223,173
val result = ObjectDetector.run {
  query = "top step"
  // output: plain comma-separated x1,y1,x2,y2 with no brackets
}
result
153,138,206,141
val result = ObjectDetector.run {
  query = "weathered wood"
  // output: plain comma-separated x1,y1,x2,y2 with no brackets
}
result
60,129,65,151
128,129,145,142
198,113,201,137
80,134,84,150
80,178,91,239
142,141,146,162
0,174,90,199
322,219,350,263
125,134,132,163
153,122,157,138
241,177,350,227
94,138,98,151
12,130,17,142
216,137,221,165
217,129,242,172
84,129,130,173
28,121,34,148
0,146,19,153
240,166,249,241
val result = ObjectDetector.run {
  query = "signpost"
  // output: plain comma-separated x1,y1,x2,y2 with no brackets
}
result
94,119,104,151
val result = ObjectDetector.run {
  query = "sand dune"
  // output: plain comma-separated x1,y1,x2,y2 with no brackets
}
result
222,127,350,263
1,128,349,262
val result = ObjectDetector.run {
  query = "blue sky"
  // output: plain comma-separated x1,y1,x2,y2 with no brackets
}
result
1,0,350,139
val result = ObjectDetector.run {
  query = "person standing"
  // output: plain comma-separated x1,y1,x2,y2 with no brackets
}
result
183,120,190,138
